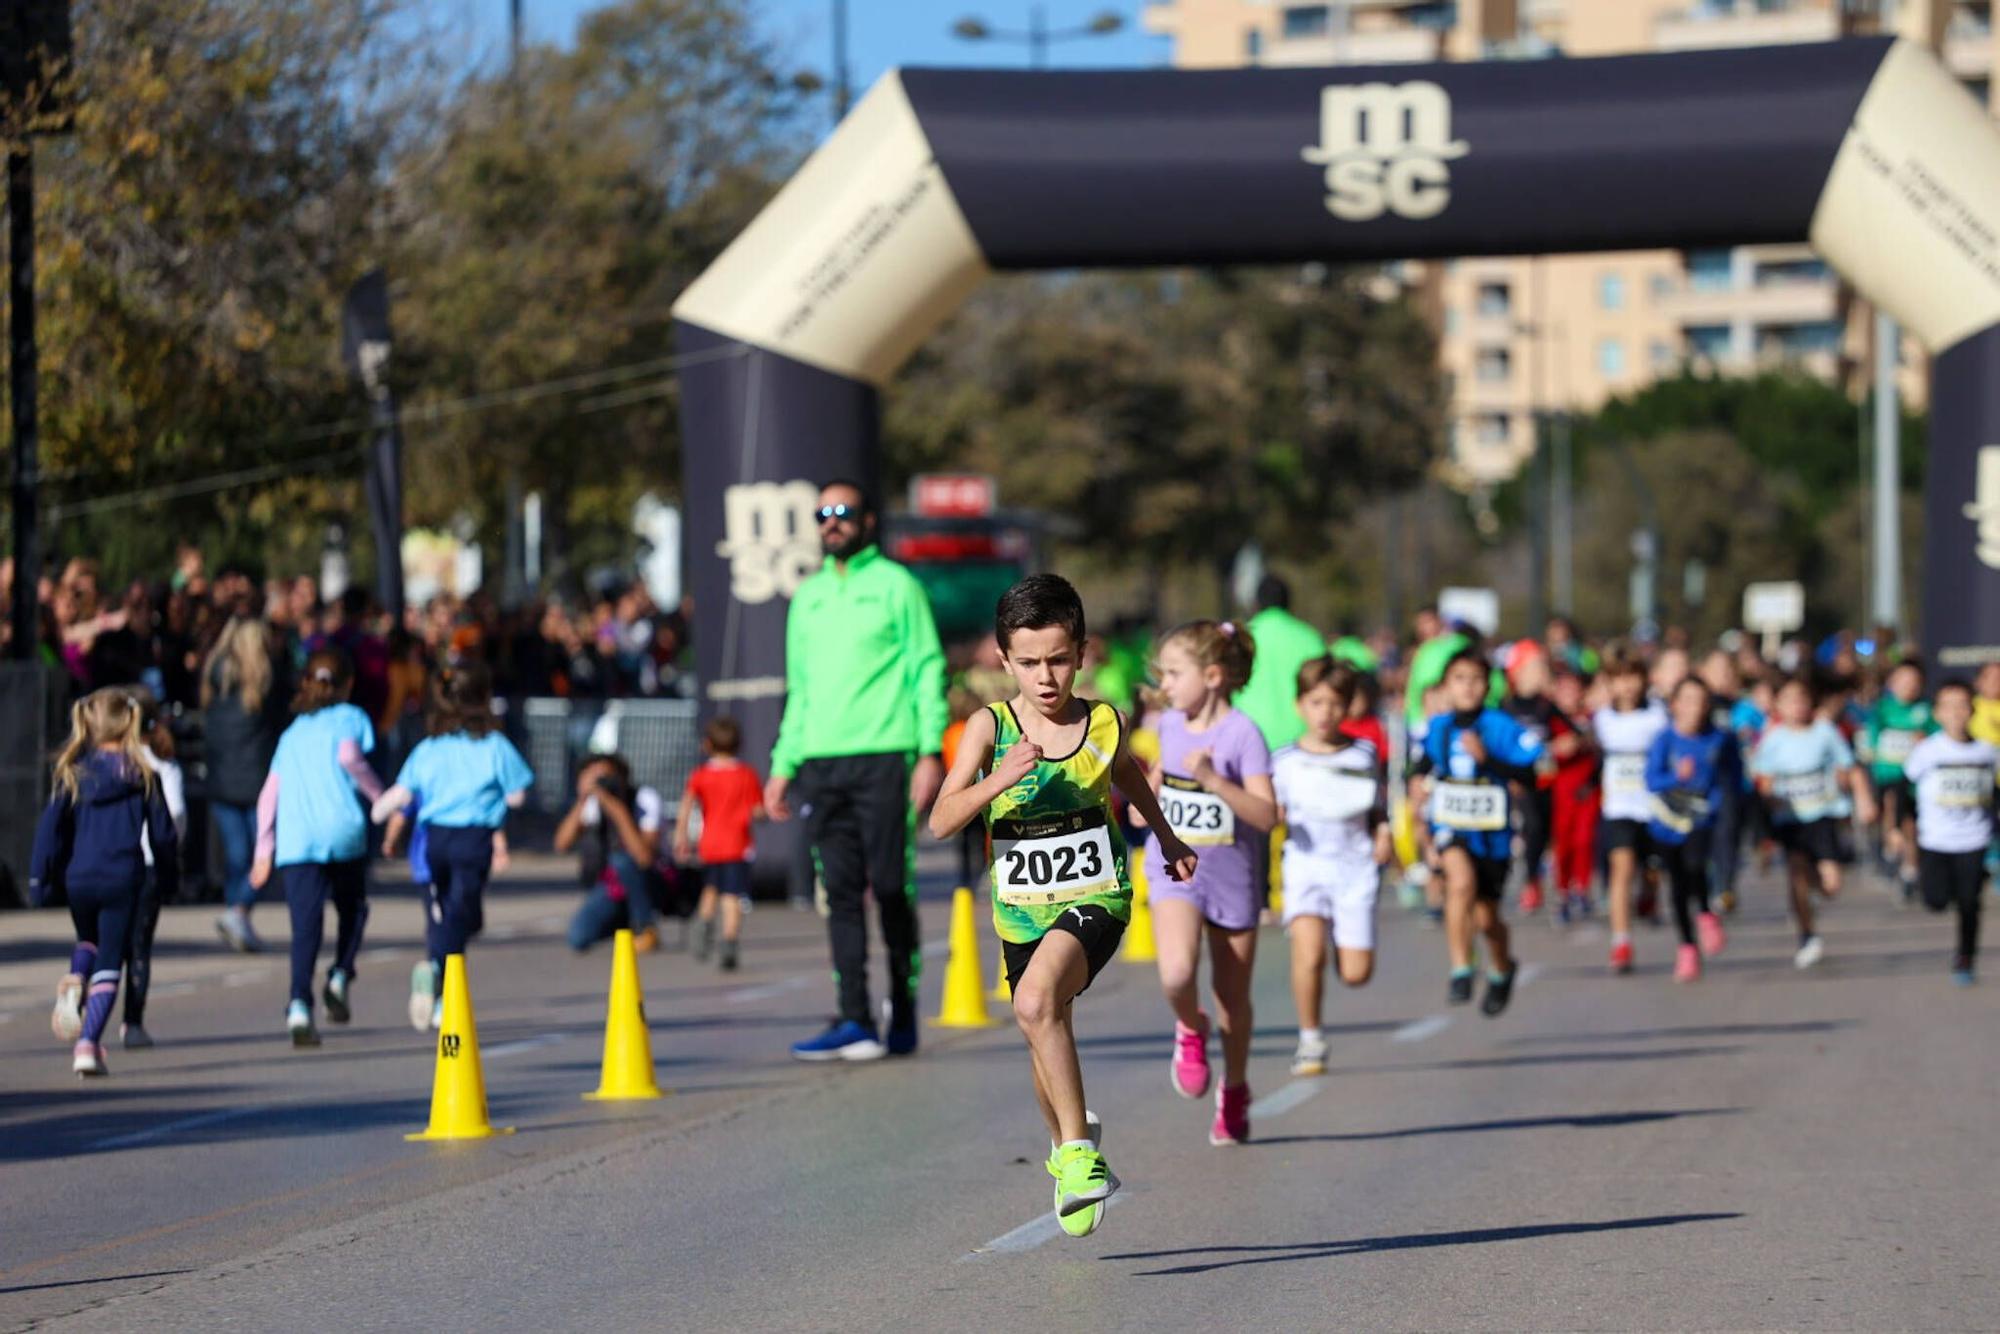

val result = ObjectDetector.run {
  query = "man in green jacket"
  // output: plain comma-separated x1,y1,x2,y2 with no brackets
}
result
765,480,947,1062
1238,576,1330,751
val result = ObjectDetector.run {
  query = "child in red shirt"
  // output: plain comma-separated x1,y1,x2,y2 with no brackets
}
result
674,717,764,971
1548,666,1600,923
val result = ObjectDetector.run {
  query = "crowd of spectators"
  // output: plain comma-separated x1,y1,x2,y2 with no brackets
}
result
0,544,697,722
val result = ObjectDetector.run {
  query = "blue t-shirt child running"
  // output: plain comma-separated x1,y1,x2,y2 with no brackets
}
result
394,733,534,829
270,703,377,865
1418,708,1545,863
1644,728,1734,846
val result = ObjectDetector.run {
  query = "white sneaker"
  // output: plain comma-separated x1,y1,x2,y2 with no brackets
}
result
287,1000,320,1048
121,1022,154,1049
408,962,436,1032
1291,1032,1330,1077
51,974,83,1041
1794,935,1825,970
72,1040,106,1077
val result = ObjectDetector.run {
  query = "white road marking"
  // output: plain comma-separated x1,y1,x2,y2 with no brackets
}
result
1518,963,1544,986
1249,1079,1323,1119
920,937,950,959
485,1033,569,1059
962,1194,1129,1259
150,982,197,998
359,948,402,964
1391,1015,1452,1044
98,1105,268,1150
725,976,815,1005
223,969,267,989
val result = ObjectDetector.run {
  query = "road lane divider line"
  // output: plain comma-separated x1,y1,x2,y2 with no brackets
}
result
1249,1079,1323,1119
486,1033,569,1059
1391,1015,1452,1044
962,1194,1130,1259
222,969,268,988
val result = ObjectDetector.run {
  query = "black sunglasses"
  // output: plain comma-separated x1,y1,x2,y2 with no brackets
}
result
815,503,862,523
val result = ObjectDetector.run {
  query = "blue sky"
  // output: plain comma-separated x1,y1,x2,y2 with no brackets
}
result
428,1,1165,99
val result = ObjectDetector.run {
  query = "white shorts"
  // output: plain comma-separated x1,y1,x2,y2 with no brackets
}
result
1280,851,1378,951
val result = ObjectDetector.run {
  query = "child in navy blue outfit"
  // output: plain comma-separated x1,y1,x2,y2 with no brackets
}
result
30,688,180,1078
373,662,532,1033
1646,678,1734,982
1411,650,1546,1017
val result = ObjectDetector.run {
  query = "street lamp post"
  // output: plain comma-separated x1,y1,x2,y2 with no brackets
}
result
951,6,1124,69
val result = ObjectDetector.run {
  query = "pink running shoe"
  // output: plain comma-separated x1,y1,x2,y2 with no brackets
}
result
1210,1082,1251,1146
1696,911,1727,959
1171,1017,1212,1099
1673,943,1701,984
72,1039,107,1077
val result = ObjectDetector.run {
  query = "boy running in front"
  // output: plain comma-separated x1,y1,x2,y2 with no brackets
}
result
931,574,1197,1239
1411,649,1546,1016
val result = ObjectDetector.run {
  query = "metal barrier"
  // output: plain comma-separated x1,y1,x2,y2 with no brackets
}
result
512,697,703,817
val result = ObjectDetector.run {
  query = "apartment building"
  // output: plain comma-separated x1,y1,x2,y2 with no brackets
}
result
1142,0,1998,483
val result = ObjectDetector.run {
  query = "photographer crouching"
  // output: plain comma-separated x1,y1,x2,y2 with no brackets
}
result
555,752,667,953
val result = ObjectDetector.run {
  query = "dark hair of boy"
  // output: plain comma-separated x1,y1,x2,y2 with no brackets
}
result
1935,679,1974,704
293,646,354,715
428,660,500,738
995,573,1086,654
705,716,742,755
1294,654,1358,705
1775,673,1820,706
1443,647,1491,680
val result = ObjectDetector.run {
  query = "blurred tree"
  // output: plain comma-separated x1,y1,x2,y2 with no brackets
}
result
885,266,1446,609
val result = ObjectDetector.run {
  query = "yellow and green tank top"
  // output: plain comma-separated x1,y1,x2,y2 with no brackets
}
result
985,699,1132,944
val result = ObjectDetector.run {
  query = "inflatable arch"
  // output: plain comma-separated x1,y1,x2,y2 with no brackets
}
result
673,36,2000,764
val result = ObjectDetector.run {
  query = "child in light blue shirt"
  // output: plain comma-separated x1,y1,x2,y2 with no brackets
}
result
1749,676,1876,969
373,663,533,1032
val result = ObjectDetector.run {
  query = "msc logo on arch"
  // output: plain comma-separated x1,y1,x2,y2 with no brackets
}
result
1301,81,1468,223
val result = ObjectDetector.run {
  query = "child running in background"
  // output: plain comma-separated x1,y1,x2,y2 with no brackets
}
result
1546,666,1599,924
1751,675,1877,970
1404,680,1452,923
1501,645,1559,916
121,689,186,1048
558,754,666,953
1866,658,1934,901
1645,678,1732,983
374,662,533,1032
1146,619,1277,1145
30,689,179,1077
251,649,384,1046
675,717,764,971
930,575,1196,1238
1902,681,1997,985
1410,650,1544,1016
1274,658,1389,1077
1593,658,1667,974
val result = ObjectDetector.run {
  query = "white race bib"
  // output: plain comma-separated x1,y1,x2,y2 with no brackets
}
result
1435,781,1506,833
1772,768,1839,815
1604,752,1648,797
992,812,1119,907
1162,774,1236,846
1289,767,1380,824
1932,765,1995,811
1875,729,1919,767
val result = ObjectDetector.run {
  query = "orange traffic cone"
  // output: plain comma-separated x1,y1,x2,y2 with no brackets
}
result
406,954,514,1141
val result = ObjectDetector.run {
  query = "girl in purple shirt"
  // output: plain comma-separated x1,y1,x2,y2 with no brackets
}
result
1144,620,1277,1146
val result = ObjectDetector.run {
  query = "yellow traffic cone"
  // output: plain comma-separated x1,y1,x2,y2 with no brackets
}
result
1267,823,1286,914
1122,859,1157,964
990,945,1012,1002
584,928,665,1101
933,887,996,1028
406,954,514,1142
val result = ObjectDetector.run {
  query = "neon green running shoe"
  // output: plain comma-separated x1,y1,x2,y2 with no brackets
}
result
1053,1142,1115,1237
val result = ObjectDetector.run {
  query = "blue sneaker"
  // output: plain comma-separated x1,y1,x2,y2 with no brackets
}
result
1952,956,1976,987
791,1020,887,1063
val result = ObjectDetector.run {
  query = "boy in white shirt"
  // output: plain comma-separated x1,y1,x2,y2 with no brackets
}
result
1902,681,1998,986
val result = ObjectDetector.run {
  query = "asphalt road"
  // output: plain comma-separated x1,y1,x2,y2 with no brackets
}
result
3,851,1996,1332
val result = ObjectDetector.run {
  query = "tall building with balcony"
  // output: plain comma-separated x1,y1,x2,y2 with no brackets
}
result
1141,0,1998,484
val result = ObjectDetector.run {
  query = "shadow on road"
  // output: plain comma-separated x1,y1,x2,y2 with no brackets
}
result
1250,1106,1742,1146
0,1268,193,1296
1101,1212,1745,1275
